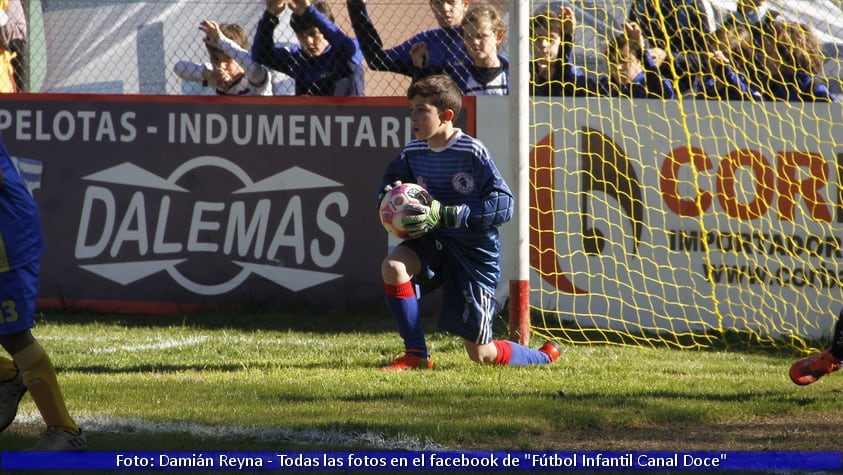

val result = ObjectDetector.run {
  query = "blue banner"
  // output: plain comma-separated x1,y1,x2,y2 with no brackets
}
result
0,451,840,471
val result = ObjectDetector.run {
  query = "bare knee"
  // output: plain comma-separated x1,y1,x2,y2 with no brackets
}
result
381,257,408,284
464,340,498,365
381,246,420,284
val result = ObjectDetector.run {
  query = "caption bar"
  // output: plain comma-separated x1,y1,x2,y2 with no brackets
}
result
1,451,840,471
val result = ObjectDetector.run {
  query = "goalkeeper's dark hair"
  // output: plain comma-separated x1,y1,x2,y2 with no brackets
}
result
290,1,335,35
407,74,463,119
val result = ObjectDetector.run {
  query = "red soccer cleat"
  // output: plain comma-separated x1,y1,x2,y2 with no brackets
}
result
539,341,561,363
790,349,842,386
380,351,434,372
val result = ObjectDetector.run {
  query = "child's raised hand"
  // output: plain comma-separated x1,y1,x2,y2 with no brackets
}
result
289,0,310,15
708,50,730,67
623,22,644,48
560,6,575,36
265,0,287,16
410,42,429,68
199,20,222,46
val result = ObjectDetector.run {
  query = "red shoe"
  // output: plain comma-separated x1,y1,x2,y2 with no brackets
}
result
790,349,842,386
538,341,561,363
380,351,434,372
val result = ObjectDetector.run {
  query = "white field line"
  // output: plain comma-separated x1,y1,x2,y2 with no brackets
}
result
29,336,445,450
89,336,210,354
13,413,447,451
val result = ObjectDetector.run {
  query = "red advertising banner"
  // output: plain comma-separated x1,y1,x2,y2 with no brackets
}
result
0,94,474,313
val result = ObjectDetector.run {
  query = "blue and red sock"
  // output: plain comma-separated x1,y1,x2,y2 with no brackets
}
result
493,340,551,365
384,281,427,357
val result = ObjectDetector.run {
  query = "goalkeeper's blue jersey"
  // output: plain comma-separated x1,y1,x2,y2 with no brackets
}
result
0,139,45,272
379,131,514,284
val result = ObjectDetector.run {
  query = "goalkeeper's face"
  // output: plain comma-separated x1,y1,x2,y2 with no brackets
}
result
408,98,448,142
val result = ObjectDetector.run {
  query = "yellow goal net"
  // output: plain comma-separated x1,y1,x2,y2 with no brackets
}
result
525,1,843,351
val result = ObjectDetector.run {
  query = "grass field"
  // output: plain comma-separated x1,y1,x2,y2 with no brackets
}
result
1,307,842,473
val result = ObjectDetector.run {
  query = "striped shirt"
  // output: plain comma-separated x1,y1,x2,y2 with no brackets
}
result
378,130,513,286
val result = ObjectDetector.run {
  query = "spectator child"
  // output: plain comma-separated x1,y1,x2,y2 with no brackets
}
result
347,0,473,91
253,0,364,96
530,6,611,97
459,5,508,95
0,0,25,92
174,20,273,96
413,4,508,95
376,74,561,371
529,10,564,96
691,23,763,101
598,22,676,99
730,0,781,45
756,19,838,102
628,0,716,93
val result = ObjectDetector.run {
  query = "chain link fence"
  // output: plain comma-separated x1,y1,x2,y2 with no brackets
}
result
13,0,508,96
4,1,843,96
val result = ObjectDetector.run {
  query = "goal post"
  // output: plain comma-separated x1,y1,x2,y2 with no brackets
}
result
507,0,532,345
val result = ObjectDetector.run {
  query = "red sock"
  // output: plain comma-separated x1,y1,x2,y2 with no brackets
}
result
493,340,512,365
384,281,415,298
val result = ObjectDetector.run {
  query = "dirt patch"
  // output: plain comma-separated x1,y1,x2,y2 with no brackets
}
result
465,411,843,451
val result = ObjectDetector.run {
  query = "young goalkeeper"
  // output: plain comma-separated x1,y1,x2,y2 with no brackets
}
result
0,138,86,450
376,74,560,371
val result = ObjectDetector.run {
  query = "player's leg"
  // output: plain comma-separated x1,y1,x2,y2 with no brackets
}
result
442,273,560,366
463,336,561,366
0,261,85,450
790,308,843,385
380,243,433,371
463,338,560,366
2,331,86,448
0,264,31,433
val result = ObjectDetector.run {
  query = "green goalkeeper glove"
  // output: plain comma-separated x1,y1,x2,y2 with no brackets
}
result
402,198,465,238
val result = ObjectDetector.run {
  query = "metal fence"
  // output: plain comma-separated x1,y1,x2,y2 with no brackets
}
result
13,0,509,96
4,1,843,96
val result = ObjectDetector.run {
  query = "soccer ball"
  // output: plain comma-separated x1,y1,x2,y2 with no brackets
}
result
379,182,429,240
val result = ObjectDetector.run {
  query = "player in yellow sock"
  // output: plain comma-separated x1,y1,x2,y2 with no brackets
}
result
15,341,82,435
0,137,86,450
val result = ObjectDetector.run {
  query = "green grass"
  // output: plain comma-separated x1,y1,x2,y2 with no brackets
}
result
2,308,842,462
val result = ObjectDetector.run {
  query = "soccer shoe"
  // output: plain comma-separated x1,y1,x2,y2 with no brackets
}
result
539,341,561,363
380,351,434,372
0,369,27,432
30,427,88,451
790,349,842,386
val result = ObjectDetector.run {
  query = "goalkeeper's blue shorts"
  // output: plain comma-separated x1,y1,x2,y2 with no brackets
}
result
0,259,39,335
403,234,499,345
